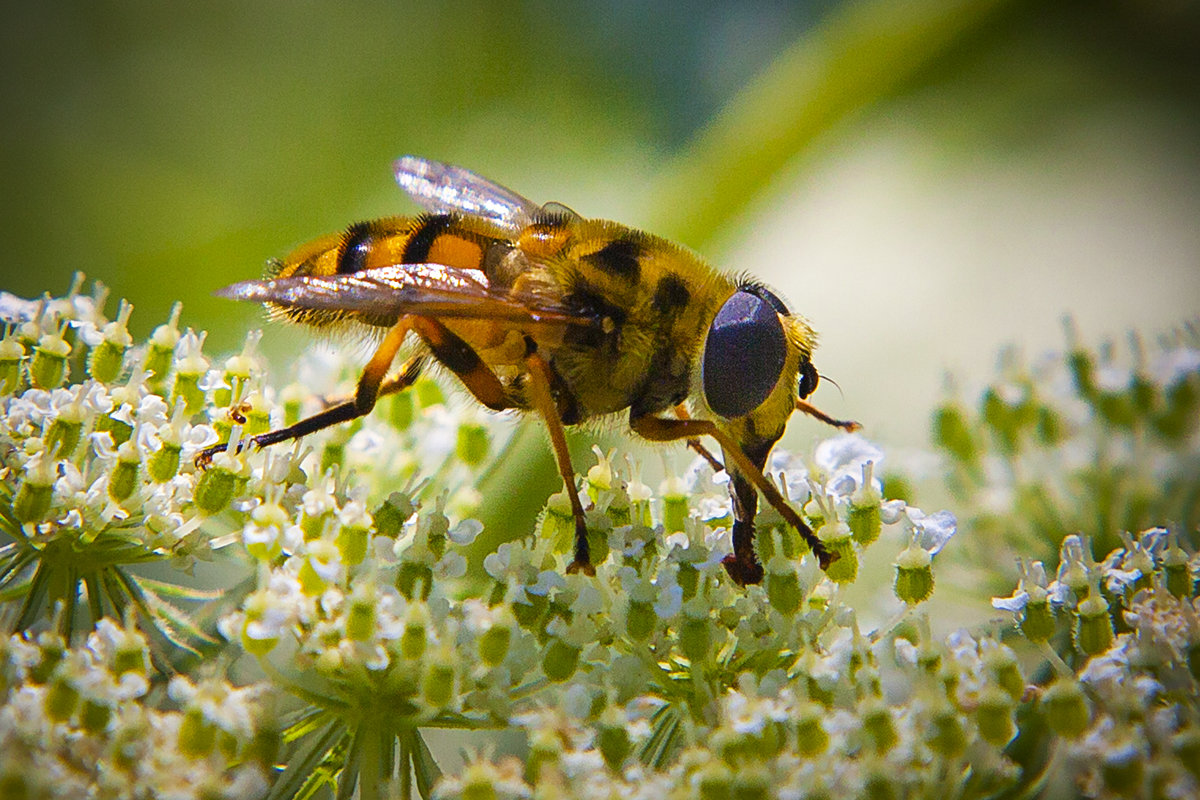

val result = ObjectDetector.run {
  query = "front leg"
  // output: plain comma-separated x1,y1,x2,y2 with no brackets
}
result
627,412,835,584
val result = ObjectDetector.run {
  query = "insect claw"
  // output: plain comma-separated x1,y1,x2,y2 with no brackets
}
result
566,559,597,577
721,553,764,587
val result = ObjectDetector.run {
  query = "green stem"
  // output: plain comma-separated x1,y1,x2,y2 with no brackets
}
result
357,718,384,800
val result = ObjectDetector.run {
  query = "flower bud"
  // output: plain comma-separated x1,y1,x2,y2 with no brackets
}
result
241,592,280,655
171,331,210,414
388,388,414,430
541,638,581,682
1163,538,1192,599
1042,680,1090,739
147,440,182,483
1100,745,1143,795
976,686,1016,746
795,702,829,757
696,762,734,800
400,605,428,660
373,492,415,537
478,623,512,667
46,406,83,459
144,303,182,394
1073,594,1113,657
108,441,141,502
1020,596,1056,642
925,706,967,758
0,334,24,395
336,522,370,566
178,706,216,758
456,422,490,467
298,540,341,595
932,402,977,465
894,543,933,604
861,702,898,754
766,559,803,616
30,330,70,390
194,462,237,515
13,461,55,524
849,462,882,545
985,647,1024,701
661,476,688,534
345,595,376,642
678,603,711,664
423,655,456,709
44,676,79,722
818,519,857,584
88,300,134,383
624,599,656,641
80,699,113,734
597,715,632,771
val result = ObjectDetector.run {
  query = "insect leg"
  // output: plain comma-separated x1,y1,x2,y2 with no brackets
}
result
523,347,594,576
672,404,724,473
627,414,835,583
795,398,860,432
197,322,417,465
406,317,511,411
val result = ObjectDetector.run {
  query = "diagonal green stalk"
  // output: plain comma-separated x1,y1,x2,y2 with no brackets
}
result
468,0,1019,558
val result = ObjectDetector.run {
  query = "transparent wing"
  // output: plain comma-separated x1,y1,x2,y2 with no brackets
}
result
394,156,541,234
215,264,590,327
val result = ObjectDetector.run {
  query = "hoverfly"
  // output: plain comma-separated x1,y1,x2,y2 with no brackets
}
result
201,157,858,585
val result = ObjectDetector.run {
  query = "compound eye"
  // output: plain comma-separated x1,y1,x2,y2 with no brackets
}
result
702,290,787,418
797,360,819,399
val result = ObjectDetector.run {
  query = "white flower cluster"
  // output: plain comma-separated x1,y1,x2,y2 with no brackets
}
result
0,620,271,800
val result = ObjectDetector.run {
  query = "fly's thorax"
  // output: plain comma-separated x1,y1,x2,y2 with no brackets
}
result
543,219,731,419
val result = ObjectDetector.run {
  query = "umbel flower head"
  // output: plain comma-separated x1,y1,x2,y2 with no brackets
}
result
2,278,1196,800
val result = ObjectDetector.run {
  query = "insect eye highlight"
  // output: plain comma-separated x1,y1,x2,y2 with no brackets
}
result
702,290,787,418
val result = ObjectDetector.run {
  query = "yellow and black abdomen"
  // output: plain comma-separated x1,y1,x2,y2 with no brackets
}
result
547,219,733,420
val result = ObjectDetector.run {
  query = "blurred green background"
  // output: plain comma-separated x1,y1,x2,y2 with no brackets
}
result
3,0,1199,452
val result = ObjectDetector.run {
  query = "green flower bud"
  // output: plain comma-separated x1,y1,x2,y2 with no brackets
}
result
932,402,977,464
1073,594,1114,657
336,523,369,566
397,562,433,601
30,331,70,390
193,463,236,515
147,441,182,483
677,562,699,601
525,729,561,785
0,334,24,395
108,442,141,502
730,766,770,800
1100,747,1143,795
542,638,581,682
661,477,688,534
178,706,216,758
144,303,182,395
400,606,428,660
298,541,340,596
423,657,456,708
894,544,933,604
45,408,83,459
346,596,376,642
80,698,113,734
512,594,547,631
1042,680,1090,739
413,375,444,408
849,463,882,545
985,647,1025,701
1172,729,1200,779
373,492,415,537
1163,541,1192,599
678,608,711,665
1020,597,1056,642
478,623,512,666
94,413,133,447
976,687,1016,746
88,302,134,384
861,771,898,800
44,676,79,722
597,719,632,771
861,702,898,754
455,422,489,467
697,762,734,800
172,367,208,415
766,562,802,616
625,599,656,641
925,707,967,759
818,520,856,584
795,703,829,757
388,388,414,430
13,467,54,524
